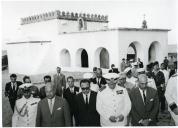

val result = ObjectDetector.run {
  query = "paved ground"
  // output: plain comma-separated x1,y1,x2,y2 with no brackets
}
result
2,69,175,126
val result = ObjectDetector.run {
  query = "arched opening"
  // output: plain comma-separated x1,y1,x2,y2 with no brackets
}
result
76,48,89,67
148,41,160,63
60,49,71,67
94,47,110,69
127,41,141,62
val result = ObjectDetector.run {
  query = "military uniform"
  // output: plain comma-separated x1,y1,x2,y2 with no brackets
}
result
165,72,178,125
12,96,40,127
96,85,131,126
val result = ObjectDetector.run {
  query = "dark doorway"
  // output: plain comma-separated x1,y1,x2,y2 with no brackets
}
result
81,49,88,67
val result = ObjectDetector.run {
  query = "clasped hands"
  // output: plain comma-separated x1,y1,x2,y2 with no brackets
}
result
109,115,124,122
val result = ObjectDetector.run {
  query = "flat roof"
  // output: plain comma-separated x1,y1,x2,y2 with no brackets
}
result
59,27,170,35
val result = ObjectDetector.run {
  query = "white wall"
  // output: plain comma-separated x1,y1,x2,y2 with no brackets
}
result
118,30,168,69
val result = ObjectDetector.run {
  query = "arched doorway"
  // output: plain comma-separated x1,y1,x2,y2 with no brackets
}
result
95,47,110,69
148,41,160,63
60,49,71,67
127,41,141,62
76,48,89,67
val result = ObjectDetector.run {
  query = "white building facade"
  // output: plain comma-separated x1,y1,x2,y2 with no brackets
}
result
7,10,170,75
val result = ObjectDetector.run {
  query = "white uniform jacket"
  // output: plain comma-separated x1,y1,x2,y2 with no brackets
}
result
165,72,178,125
96,85,131,126
12,96,40,127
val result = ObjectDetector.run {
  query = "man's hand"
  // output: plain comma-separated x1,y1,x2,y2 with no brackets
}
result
173,108,178,115
141,119,150,126
4,91,8,97
109,116,117,122
116,114,124,122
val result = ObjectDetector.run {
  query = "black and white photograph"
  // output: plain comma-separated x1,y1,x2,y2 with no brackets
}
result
1,0,178,127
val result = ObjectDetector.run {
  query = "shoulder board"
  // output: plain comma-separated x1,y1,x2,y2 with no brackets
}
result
31,102,38,106
99,86,106,92
172,73,178,77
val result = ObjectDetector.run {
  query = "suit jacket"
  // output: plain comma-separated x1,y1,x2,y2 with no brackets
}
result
63,86,79,114
36,96,71,127
53,73,66,96
74,91,100,126
109,68,119,74
129,87,159,126
5,81,23,100
90,77,106,88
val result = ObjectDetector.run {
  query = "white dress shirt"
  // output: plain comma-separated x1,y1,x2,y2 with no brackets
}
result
82,91,91,104
47,96,55,114
139,88,147,104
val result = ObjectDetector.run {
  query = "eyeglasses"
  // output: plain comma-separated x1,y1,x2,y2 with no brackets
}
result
81,87,90,90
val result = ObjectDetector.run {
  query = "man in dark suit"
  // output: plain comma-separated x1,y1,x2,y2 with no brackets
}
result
36,82,71,127
63,76,79,125
90,68,106,88
74,79,100,126
129,74,159,126
5,74,23,112
109,64,119,74
39,75,52,99
53,67,66,97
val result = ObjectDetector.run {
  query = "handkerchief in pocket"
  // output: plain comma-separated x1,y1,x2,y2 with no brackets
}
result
57,107,61,110
150,98,154,101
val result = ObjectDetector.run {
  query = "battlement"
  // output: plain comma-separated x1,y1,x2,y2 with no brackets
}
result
21,10,109,25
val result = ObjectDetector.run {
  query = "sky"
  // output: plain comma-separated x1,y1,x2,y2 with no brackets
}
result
1,0,178,50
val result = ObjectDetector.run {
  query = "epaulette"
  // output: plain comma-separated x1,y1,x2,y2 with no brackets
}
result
99,86,106,92
172,73,178,77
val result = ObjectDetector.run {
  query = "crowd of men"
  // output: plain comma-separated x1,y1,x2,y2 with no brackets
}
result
4,57,178,127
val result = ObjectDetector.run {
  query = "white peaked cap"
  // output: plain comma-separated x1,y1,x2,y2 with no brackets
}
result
83,73,93,79
137,68,145,73
124,67,132,73
133,62,138,66
19,83,33,88
103,73,120,79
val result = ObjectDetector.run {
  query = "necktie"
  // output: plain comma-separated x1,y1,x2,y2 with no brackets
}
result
12,83,15,91
142,90,146,104
49,99,53,114
86,95,89,106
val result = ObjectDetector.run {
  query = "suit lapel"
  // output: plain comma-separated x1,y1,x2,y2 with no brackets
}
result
52,97,59,115
135,88,145,108
146,88,151,104
45,98,52,116
88,91,93,106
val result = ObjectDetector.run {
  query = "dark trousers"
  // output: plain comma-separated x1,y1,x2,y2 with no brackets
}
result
157,88,165,111
9,99,16,112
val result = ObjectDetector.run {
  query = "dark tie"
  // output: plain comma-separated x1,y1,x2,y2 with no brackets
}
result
12,83,15,92
142,90,146,104
86,95,89,106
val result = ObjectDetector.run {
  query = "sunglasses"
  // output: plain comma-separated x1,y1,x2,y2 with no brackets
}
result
81,87,90,90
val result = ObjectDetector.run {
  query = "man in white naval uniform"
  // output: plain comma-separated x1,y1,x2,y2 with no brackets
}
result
96,73,131,126
165,62,178,125
12,83,40,127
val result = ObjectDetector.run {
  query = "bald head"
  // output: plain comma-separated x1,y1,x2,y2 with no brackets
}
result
137,74,148,90
45,82,56,99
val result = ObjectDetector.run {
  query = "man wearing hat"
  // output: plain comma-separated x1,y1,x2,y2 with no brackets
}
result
96,73,131,126
118,72,135,93
12,83,40,127
124,67,137,85
165,61,178,125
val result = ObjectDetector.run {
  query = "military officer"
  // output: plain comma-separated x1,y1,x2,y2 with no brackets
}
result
12,83,40,127
165,62,178,125
96,73,131,126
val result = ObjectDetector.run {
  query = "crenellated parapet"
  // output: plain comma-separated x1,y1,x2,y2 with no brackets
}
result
21,10,108,25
